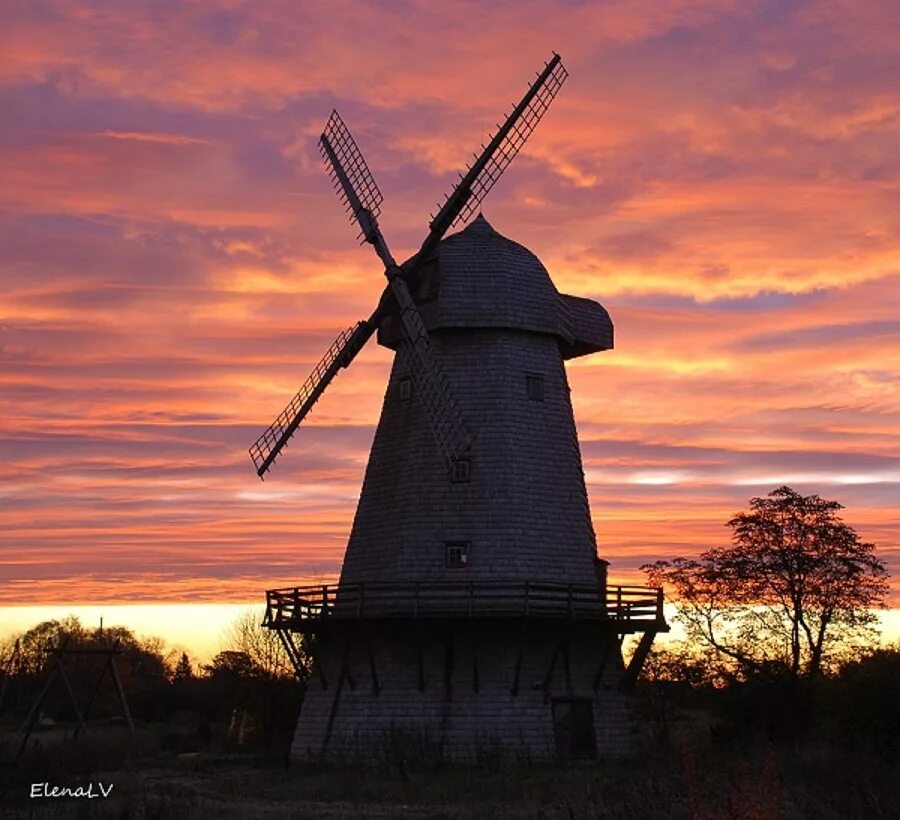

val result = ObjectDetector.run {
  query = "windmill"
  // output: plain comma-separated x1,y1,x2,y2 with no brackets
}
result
254,54,667,763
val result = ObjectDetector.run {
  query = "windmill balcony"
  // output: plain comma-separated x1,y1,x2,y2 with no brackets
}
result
263,581,667,636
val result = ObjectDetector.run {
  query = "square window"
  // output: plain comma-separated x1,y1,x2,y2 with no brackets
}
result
526,373,544,401
445,541,469,568
450,459,471,483
399,378,412,401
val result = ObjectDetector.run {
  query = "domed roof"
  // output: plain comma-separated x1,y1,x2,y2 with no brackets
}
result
378,214,613,359
423,214,572,341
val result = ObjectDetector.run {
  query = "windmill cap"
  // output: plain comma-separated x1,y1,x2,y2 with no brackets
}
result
378,215,613,358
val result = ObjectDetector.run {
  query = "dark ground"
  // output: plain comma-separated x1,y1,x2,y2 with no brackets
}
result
1,716,898,819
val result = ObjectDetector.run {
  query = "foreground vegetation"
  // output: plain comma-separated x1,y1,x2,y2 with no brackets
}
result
1,717,897,818
1,642,898,818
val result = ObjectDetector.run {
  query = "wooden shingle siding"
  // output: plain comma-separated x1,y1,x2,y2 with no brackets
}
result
291,622,635,763
340,328,599,586
558,294,614,357
377,215,612,360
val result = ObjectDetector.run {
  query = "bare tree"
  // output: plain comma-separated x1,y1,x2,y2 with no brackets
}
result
223,609,298,680
643,486,889,681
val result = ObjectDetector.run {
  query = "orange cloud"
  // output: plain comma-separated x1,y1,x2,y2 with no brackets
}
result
0,0,897,632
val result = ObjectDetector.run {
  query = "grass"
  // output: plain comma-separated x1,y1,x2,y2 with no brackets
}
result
0,719,897,819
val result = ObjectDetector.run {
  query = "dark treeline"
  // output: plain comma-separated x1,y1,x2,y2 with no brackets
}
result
1,611,899,816
623,487,900,816
0,610,306,756
625,640,900,818
637,640,900,757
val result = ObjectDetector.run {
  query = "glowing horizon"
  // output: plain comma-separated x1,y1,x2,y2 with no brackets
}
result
1,0,898,658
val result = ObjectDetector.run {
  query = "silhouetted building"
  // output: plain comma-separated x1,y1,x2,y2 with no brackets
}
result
266,218,665,762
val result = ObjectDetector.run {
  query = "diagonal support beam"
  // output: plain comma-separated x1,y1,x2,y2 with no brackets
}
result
621,631,658,691
364,623,381,696
510,618,529,697
320,637,352,760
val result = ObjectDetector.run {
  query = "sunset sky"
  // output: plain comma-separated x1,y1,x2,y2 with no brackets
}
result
2,0,898,659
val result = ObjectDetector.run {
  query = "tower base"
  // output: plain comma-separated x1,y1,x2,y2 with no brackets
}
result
290,619,636,764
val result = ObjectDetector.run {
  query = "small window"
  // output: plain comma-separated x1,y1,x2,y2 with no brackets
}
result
399,378,412,401
526,373,544,401
449,459,471,483
445,541,469,568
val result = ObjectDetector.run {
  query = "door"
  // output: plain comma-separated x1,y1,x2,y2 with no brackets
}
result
552,697,597,760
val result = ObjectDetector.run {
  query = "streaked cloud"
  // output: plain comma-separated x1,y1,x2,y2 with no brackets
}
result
1,0,898,619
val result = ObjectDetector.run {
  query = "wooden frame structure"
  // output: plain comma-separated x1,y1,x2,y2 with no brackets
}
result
15,640,135,756
266,581,667,693
266,581,664,630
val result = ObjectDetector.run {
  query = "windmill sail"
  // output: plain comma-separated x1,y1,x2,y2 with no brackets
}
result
320,110,384,244
386,275,474,466
249,321,374,478
320,113,474,467
418,53,568,263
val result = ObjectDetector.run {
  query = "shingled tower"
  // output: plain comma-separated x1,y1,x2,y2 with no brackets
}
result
341,214,609,589
251,55,666,762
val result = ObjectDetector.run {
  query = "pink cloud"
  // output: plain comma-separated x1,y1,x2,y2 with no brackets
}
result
0,0,897,612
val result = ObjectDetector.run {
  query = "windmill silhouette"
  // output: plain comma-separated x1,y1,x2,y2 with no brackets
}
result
253,54,667,763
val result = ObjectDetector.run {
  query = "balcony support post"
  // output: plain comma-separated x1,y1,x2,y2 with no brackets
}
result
510,617,528,697
621,630,657,691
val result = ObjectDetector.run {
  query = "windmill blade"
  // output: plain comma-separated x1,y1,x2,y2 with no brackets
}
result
386,274,474,467
250,320,375,478
417,53,568,263
318,111,474,466
320,110,384,244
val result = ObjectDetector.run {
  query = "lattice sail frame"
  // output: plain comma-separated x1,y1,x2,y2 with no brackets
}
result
320,112,474,469
391,286,474,465
441,54,568,229
249,322,369,477
320,110,384,243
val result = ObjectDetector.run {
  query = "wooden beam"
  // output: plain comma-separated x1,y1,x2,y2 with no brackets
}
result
320,637,352,760
542,642,561,694
365,624,380,696
74,653,111,739
277,629,311,683
621,630,657,691
16,665,58,757
54,653,88,736
443,628,454,703
108,652,135,733
510,619,528,697
469,619,480,693
416,622,425,692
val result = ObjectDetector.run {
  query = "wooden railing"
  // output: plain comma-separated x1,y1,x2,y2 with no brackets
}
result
264,581,665,633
